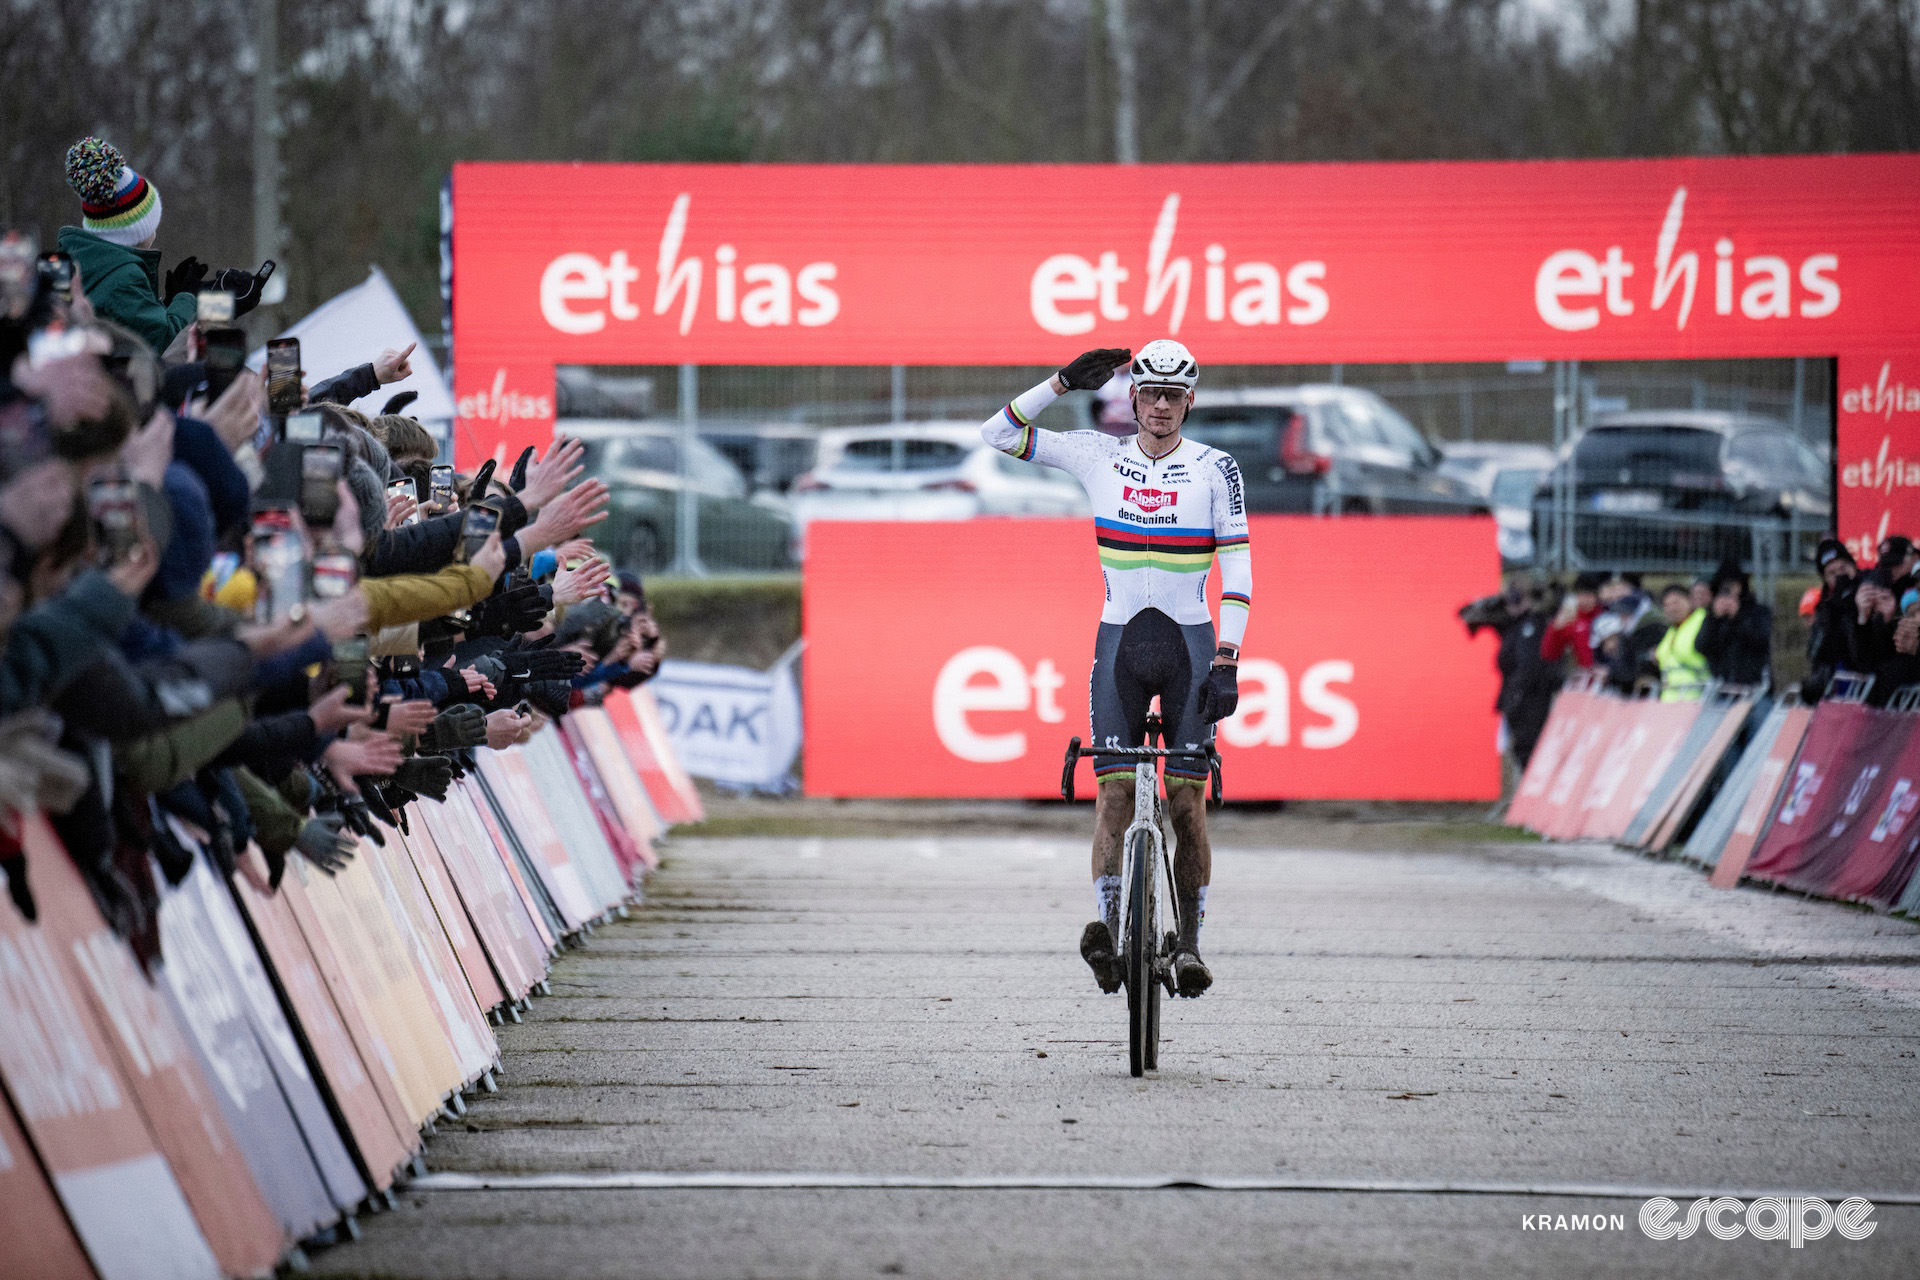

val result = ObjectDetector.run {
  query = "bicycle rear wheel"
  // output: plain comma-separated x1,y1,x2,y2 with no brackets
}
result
1125,828,1156,1077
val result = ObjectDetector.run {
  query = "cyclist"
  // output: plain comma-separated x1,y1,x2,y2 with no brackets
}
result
980,342,1250,997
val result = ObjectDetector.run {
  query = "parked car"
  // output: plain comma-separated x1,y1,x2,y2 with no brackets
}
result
1440,442,1556,563
1559,412,1830,518
790,423,1089,555
1540,411,1831,565
564,420,795,574
1181,385,1487,514
700,423,820,494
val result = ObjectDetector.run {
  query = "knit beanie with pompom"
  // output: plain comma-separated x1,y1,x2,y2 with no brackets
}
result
64,137,163,248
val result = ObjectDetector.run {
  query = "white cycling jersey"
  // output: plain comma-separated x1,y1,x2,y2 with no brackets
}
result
980,379,1252,648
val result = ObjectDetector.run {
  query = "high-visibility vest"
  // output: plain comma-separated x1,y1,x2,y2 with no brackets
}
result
1655,607,1710,701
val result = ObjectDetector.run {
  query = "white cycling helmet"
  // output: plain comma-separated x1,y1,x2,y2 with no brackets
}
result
1131,339,1199,393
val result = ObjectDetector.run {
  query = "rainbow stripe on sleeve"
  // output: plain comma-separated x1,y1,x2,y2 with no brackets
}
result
1001,402,1038,460
1216,534,1250,552
1221,591,1251,610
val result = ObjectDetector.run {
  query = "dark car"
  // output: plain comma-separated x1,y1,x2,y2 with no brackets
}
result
1182,385,1486,514
1562,412,1829,518
1544,411,1830,563
565,420,795,574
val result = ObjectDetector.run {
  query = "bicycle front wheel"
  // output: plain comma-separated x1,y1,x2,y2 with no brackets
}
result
1125,827,1156,1078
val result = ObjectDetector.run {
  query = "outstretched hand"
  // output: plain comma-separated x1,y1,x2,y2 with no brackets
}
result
1056,348,1132,392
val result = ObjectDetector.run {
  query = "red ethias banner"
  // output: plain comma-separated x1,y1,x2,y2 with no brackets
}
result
803,515,1501,800
450,157,1920,467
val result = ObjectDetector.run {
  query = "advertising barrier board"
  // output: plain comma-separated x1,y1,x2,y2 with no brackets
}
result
804,515,1502,800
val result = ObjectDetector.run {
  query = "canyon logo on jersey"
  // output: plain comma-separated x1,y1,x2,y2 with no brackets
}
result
1124,485,1177,513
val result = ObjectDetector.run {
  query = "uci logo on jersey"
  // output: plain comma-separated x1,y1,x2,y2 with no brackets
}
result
1124,486,1178,513
1114,461,1149,483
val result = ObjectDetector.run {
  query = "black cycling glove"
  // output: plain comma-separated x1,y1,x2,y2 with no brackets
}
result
2,854,35,922
523,680,575,719
392,755,455,803
465,459,497,506
504,648,585,682
212,267,266,317
163,256,208,305
1196,664,1239,724
295,813,355,875
508,446,536,493
1058,348,1132,392
469,583,550,637
420,704,488,752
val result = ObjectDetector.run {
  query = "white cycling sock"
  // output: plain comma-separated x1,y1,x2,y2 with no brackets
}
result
1095,875,1121,937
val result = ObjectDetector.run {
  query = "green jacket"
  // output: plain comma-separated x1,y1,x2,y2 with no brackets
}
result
56,226,196,355
1655,607,1711,701
236,766,304,859
116,698,248,794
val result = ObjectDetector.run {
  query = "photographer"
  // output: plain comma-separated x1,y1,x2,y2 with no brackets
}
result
1461,577,1561,770
1805,538,1860,700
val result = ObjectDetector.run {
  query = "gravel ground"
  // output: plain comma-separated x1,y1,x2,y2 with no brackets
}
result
311,817,1920,1279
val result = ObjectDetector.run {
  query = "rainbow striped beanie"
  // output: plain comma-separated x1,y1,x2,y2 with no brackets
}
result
64,137,163,247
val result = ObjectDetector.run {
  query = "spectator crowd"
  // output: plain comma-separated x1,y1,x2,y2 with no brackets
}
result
0,137,664,955
1464,559,1777,769
1467,527,1920,769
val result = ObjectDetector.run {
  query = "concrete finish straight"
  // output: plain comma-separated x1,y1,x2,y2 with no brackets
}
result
313,831,1920,1279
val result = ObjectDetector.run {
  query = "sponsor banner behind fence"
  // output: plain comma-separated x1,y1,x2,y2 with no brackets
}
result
0,686,687,1276
1747,703,1919,898
451,157,1920,547
1510,687,1920,918
805,516,1501,800
651,653,804,790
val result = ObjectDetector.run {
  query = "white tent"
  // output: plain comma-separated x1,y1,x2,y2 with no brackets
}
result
252,267,454,433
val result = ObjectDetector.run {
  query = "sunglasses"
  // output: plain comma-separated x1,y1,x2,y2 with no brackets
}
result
1137,385,1187,405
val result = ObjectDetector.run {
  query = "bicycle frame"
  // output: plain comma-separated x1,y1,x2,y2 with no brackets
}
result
1060,723,1223,1075
1124,755,1178,992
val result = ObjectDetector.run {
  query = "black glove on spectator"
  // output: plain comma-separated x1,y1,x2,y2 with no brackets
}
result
1058,348,1132,392
1196,665,1239,724
465,459,497,506
2,854,35,922
263,841,288,890
420,704,488,752
163,256,208,304
212,267,265,317
504,648,585,682
524,680,574,719
295,813,355,875
392,755,454,803
469,583,549,637
508,446,536,492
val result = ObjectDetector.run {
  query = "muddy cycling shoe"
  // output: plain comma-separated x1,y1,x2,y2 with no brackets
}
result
1079,921,1123,994
1173,948,1213,998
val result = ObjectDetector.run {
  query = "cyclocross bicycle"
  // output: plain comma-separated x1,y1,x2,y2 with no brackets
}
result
1061,712,1222,1077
